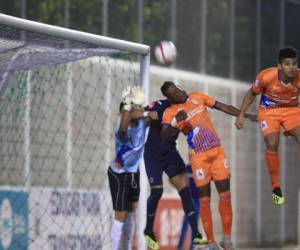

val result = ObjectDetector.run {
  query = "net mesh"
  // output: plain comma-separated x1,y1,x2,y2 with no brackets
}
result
0,23,139,249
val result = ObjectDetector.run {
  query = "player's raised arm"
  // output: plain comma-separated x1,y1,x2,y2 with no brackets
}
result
235,88,258,129
118,103,133,139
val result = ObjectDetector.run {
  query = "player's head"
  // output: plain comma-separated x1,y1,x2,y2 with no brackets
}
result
278,47,298,63
278,47,298,78
160,81,188,104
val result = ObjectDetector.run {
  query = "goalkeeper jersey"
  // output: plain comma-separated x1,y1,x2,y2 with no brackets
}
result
110,118,146,173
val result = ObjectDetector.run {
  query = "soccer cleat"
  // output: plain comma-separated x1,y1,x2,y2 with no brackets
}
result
192,232,208,245
272,187,285,205
144,231,160,250
219,236,234,250
208,242,220,250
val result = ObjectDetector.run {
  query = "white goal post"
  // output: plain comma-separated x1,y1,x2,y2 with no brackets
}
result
0,13,150,250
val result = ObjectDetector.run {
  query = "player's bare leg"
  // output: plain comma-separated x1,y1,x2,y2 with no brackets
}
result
264,133,284,205
289,125,300,149
171,173,208,245
215,179,234,250
199,183,215,243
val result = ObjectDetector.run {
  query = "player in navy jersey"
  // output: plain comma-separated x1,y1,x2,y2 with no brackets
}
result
143,99,207,250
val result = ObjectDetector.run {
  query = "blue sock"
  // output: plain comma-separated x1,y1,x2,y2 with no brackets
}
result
144,188,163,234
179,187,198,238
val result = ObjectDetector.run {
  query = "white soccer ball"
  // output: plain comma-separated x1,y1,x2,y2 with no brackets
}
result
154,40,177,65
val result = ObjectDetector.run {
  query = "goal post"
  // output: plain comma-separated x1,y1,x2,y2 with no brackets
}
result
0,13,149,250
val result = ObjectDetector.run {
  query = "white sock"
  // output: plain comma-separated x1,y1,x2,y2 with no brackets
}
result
111,219,124,250
121,212,133,250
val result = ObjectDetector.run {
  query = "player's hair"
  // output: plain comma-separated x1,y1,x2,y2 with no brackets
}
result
278,47,298,63
160,81,175,96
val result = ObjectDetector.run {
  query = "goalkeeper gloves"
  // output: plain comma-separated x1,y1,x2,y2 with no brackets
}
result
121,85,145,111
131,85,145,106
121,86,133,111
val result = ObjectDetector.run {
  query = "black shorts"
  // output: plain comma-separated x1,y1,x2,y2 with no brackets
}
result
144,141,186,187
107,167,140,211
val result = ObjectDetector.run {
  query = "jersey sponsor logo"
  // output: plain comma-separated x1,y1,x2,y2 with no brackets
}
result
191,98,199,104
195,169,205,180
186,106,205,121
260,120,268,131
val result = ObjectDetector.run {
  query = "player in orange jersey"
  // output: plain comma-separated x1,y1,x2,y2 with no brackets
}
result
160,81,256,250
235,47,300,205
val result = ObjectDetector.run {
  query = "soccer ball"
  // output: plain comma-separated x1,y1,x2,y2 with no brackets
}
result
154,40,177,65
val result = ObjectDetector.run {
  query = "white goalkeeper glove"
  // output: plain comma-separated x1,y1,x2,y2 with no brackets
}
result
121,86,133,111
131,85,145,106
122,85,132,99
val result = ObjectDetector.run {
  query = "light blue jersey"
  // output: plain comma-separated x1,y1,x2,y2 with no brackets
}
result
110,118,146,173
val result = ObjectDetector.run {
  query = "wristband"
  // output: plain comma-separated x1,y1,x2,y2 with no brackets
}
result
123,103,132,111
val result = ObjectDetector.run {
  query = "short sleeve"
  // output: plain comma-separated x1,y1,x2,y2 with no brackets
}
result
162,108,174,125
252,71,266,94
194,92,216,108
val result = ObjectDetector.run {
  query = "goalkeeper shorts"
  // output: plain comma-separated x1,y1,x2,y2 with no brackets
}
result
108,167,140,211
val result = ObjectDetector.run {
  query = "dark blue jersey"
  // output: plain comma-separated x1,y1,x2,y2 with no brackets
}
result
144,99,176,148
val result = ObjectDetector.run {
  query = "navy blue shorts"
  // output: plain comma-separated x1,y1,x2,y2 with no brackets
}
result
144,141,185,186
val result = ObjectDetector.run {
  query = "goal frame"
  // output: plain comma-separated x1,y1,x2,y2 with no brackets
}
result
0,13,150,250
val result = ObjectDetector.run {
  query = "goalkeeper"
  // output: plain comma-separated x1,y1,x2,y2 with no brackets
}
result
108,86,158,250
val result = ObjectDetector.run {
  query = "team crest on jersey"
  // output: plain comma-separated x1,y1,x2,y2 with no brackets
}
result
260,120,268,131
149,177,154,183
292,85,298,93
224,159,229,169
147,102,155,109
195,169,205,180
255,79,260,87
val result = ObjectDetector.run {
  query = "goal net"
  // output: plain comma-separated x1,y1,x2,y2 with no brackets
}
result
0,14,149,250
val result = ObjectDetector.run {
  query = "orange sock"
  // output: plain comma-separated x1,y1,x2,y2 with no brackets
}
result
219,191,232,237
265,150,280,189
200,197,214,242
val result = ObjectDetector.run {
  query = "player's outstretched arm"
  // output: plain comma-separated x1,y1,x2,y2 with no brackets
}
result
130,108,158,125
214,101,256,120
235,88,257,129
